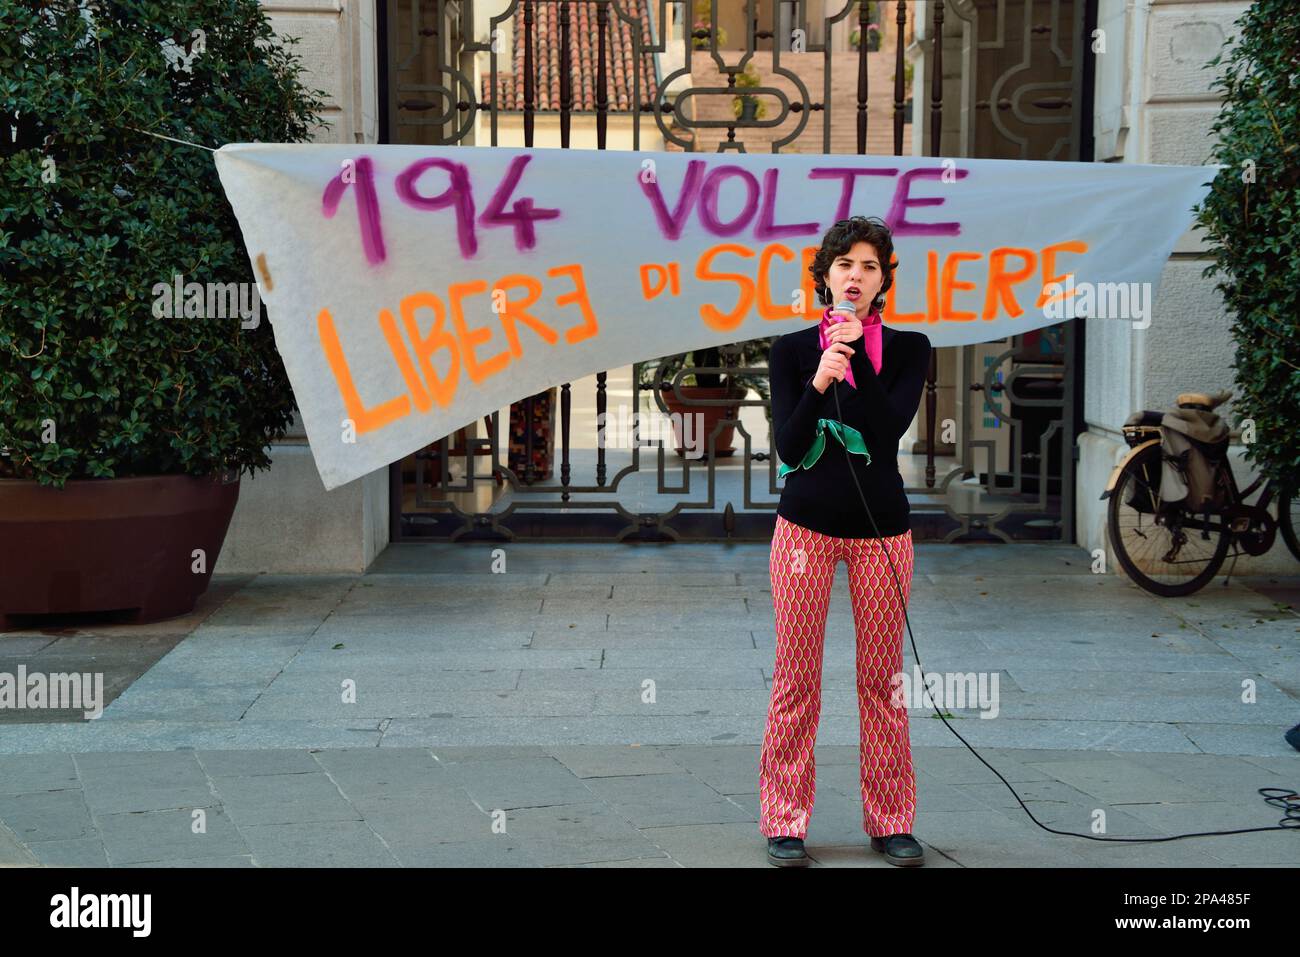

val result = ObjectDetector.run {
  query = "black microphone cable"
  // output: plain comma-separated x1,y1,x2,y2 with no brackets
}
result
826,365,1299,843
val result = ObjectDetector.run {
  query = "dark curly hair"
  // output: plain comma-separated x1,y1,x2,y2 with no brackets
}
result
809,215,897,310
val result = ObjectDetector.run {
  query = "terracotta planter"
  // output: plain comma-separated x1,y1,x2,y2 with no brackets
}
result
0,473,240,631
659,385,745,457
736,96,760,123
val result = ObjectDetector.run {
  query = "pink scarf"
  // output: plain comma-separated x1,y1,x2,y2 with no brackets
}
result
819,304,883,389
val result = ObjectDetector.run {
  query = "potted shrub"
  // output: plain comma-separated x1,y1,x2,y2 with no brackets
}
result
692,0,727,49
850,25,881,53
637,336,778,458
849,2,880,50
0,0,326,629
732,61,767,122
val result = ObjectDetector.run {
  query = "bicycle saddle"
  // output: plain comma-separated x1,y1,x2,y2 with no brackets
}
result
1124,410,1165,427
1176,390,1232,411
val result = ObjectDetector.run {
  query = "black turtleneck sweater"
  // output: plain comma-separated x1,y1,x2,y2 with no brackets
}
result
769,322,931,538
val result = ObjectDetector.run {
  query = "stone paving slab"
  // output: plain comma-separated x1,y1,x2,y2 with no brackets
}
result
98,807,248,866
0,719,387,755
242,689,601,720
528,628,758,650
263,670,525,693
515,667,769,690
0,542,1296,866
0,744,1293,868
27,837,109,867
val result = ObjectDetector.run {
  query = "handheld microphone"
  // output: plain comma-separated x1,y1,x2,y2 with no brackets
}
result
828,298,857,404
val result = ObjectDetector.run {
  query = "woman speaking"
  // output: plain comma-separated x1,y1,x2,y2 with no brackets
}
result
759,215,932,868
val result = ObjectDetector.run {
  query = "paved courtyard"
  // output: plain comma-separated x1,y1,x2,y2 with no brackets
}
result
1,541,1297,867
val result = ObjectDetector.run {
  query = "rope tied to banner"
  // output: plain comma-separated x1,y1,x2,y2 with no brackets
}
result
124,126,218,153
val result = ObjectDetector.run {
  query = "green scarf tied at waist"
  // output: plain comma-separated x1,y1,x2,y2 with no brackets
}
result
777,417,871,478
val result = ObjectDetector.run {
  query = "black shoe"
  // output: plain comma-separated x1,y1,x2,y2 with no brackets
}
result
766,836,809,867
870,833,925,867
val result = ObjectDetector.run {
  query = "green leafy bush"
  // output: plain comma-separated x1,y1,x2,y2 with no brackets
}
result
1193,0,1300,483
0,0,326,487
731,61,766,121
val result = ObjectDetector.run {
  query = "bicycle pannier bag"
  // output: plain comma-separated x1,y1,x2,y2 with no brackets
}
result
1159,408,1230,513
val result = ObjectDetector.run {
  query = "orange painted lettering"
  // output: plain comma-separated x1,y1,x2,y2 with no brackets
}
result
925,250,940,323
549,263,599,344
448,279,508,384
317,307,411,434
882,255,923,323
1037,240,1089,308
492,274,556,357
640,264,674,300
982,248,1037,320
378,305,432,413
940,251,981,321
756,243,798,320
799,246,819,320
398,291,460,409
696,242,756,331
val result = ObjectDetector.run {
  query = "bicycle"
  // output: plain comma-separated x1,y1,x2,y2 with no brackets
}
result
1100,391,1300,597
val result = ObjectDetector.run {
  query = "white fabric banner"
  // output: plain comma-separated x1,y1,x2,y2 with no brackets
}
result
213,143,1215,490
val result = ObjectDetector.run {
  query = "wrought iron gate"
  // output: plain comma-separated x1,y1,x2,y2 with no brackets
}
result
379,0,1094,542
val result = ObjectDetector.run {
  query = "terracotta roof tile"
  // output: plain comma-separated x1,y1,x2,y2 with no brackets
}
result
483,0,660,112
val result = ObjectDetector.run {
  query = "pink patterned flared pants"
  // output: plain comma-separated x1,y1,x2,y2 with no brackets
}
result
759,514,917,839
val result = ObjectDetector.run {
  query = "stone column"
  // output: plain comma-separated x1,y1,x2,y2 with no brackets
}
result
217,0,389,573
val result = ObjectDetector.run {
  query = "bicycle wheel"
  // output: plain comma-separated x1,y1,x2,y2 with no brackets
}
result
1107,442,1230,597
1278,474,1300,563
